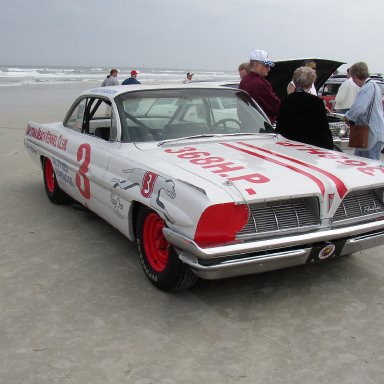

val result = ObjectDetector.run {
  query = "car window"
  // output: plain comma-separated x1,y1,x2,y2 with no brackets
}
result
64,97,117,141
115,89,269,142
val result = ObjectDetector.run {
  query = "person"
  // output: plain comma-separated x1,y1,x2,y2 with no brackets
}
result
101,68,119,87
238,62,250,80
287,60,317,95
334,68,359,114
122,70,141,85
275,66,333,150
344,62,384,160
182,72,193,83
239,49,280,123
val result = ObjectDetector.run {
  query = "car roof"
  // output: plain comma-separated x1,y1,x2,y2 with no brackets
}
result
80,83,243,100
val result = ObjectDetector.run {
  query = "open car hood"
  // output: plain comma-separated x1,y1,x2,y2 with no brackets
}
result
268,59,345,99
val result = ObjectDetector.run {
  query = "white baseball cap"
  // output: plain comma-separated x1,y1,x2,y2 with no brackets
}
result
249,49,275,67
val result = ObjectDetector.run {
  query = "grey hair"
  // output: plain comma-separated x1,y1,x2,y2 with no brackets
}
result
349,62,369,81
293,66,316,90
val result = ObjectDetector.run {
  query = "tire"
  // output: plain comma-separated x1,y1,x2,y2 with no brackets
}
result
135,206,198,292
43,157,70,204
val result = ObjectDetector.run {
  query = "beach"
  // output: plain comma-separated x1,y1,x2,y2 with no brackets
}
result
1,82,384,383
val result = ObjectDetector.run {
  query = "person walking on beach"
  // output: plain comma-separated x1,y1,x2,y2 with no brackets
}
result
344,62,384,160
239,49,280,123
275,66,333,150
122,70,141,85
182,72,193,83
101,68,119,87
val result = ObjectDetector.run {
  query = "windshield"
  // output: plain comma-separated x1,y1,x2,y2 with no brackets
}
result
115,88,271,142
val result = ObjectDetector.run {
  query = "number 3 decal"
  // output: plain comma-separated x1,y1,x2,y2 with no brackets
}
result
76,143,91,199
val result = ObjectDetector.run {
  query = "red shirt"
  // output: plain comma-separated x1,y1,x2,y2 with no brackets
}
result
239,72,281,123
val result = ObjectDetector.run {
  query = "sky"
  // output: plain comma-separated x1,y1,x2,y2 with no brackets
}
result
1,0,384,74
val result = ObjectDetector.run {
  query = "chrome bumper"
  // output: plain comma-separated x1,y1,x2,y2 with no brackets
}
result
163,221,384,280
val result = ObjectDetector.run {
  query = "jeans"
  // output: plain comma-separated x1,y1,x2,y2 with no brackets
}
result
354,141,382,160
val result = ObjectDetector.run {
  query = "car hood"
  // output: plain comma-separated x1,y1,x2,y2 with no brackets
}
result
268,58,345,99
135,136,383,212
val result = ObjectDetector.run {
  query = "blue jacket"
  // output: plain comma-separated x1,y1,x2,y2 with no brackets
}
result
122,77,141,85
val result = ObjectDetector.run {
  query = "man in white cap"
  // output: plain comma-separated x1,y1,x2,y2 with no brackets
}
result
239,49,280,123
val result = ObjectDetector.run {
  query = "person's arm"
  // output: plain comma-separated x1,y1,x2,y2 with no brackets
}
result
287,81,295,95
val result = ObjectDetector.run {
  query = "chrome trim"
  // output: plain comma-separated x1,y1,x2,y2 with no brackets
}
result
175,229,384,280
163,218,384,260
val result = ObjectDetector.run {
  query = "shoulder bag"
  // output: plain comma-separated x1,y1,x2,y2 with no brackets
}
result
348,84,376,148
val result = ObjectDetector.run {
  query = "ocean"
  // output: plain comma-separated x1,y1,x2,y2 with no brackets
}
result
0,65,239,87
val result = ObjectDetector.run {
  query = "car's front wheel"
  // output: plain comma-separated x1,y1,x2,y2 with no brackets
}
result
43,157,70,204
136,206,198,292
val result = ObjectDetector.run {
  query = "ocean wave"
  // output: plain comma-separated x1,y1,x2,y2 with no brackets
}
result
0,65,238,87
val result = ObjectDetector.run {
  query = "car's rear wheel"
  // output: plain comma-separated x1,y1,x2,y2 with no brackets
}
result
43,157,70,204
136,206,198,292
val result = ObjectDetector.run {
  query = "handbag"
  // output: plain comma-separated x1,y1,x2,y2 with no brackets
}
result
348,124,369,148
348,84,376,148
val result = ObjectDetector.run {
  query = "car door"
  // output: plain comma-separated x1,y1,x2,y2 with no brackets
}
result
61,96,121,218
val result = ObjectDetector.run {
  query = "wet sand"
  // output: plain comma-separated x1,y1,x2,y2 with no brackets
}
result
1,83,384,384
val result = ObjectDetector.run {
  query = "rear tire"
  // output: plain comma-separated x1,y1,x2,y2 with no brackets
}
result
135,206,198,292
43,157,70,204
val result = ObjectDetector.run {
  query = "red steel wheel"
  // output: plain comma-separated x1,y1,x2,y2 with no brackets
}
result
136,206,198,291
43,157,70,204
143,212,169,272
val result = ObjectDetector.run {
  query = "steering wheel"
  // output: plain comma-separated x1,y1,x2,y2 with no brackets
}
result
213,118,241,128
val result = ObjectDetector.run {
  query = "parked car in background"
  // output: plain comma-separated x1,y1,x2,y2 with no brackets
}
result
25,84,384,291
318,74,384,111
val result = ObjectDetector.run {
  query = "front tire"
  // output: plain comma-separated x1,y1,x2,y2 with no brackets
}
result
43,157,70,204
136,206,198,292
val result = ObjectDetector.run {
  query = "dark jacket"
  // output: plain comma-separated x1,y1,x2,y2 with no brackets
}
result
122,77,141,85
275,91,333,150
239,72,280,123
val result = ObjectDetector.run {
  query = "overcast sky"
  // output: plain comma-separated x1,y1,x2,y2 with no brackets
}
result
1,0,383,73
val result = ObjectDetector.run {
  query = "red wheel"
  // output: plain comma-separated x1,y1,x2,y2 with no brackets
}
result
44,157,55,193
143,212,169,272
136,206,198,291
43,157,70,204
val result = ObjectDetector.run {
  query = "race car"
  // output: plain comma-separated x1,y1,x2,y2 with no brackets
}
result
25,84,384,291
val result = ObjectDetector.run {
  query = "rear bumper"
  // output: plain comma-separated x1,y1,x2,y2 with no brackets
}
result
163,221,384,280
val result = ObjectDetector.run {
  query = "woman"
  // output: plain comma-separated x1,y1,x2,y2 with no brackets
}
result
344,62,384,160
276,66,333,150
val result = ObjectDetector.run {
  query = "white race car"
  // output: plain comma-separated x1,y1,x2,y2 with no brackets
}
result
25,84,384,291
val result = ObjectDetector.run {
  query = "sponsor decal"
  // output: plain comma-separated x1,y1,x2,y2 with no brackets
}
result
26,124,68,151
110,193,124,218
89,88,118,95
112,168,176,223
53,157,74,187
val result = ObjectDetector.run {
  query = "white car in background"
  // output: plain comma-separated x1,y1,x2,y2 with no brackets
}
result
25,84,384,291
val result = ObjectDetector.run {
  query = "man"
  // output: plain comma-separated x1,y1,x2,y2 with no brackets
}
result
239,49,280,123
334,68,359,113
101,68,119,87
182,72,193,84
238,62,250,80
122,70,141,85
344,62,384,160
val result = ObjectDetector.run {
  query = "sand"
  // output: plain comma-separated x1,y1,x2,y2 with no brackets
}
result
1,82,384,383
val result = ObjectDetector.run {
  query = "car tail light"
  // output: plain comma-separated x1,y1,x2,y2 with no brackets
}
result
194,203,249,247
